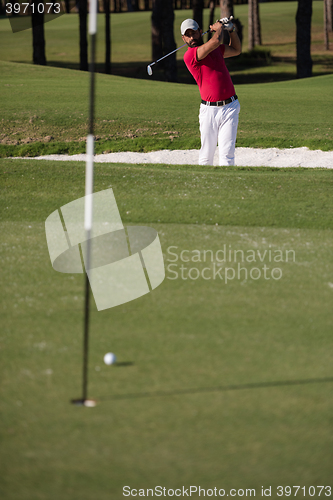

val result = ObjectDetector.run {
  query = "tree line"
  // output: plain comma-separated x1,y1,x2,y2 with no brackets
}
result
6,0,333,79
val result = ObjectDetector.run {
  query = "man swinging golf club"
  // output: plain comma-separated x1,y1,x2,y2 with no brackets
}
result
181,17,241,166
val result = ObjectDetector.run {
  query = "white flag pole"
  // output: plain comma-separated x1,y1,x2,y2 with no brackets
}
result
73,0,97,407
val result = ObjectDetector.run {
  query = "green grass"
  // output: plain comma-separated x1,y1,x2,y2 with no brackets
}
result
1,1,332,156
2,160,333,229
1,5,333,496
1,159,333,499
1,61,333,156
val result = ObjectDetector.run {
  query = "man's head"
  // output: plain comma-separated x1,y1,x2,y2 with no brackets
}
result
180,19,203,47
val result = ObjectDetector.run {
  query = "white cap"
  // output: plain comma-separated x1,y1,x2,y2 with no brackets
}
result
180,19,200,36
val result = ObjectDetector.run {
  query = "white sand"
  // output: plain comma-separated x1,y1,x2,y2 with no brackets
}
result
19,147,333,168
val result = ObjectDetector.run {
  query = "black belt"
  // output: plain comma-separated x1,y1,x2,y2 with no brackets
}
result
201,95,238,106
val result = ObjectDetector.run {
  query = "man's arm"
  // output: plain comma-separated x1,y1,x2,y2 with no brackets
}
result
224,31,242,58
196,21,241,61
196,21,224,61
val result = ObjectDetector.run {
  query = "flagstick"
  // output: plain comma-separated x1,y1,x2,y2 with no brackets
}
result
82,135,94,405
72,0,97,407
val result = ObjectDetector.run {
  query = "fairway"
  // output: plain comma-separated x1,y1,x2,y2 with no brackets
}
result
1,61,333,157
1,159,333,499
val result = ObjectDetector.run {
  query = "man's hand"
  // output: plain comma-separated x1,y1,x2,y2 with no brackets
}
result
197,16,240,61
218,16,235,32
209,21,224,36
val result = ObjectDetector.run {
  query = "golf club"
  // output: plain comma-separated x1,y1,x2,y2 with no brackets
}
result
147,29,210,76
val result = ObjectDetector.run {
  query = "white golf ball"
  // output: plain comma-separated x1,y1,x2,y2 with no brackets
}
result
104,352,117,365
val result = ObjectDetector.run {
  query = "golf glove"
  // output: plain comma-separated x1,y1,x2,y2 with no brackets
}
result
219,16,235,32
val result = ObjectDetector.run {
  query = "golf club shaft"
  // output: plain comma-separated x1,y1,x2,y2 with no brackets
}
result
150,43,187,67
150,29,210,67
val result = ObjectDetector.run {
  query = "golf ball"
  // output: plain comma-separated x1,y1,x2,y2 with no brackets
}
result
104,352,117,365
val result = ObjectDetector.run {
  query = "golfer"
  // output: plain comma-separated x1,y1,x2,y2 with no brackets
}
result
181,18,241,166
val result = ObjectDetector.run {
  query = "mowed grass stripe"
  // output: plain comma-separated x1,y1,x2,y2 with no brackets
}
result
1,159,333,230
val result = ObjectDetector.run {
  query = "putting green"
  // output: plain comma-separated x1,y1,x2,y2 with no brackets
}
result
1,159,332,498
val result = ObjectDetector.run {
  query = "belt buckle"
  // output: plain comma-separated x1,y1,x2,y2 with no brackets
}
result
206,101,211,106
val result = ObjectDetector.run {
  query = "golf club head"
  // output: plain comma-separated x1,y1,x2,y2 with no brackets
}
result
147,65,153,76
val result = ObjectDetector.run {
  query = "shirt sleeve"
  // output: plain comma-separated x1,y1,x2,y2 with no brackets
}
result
184,47,201,69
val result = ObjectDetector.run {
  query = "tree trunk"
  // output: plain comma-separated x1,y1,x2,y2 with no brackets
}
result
64,0,70,13
324,0,329,49
79,0,88,71
220,0,233,44
152,0,163,63
31,0,46,65
328,0,333,31
296,0,312,78
220,0,233,18
253,0,261,46
248,0,254,50
324,0,332,48
248,0,261,50
193,0,204,30
104,0,111,73
151,0,177,82
208,0,215,40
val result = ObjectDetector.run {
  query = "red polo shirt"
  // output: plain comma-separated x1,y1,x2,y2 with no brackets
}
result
184,44,235,102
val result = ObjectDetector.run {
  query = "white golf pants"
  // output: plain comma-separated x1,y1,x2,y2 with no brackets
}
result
199,99,240,166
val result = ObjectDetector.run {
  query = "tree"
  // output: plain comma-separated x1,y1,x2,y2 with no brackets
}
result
64,0,70,13
151,0,177,82
329,0,333,31
248,0,261,51
208,0,215,40
31,0,46,65
114,0,121,12
324,0,329,49
79,0,88,71
220,0,233,19
296,0,312,78
220,0,233,43
219,0,243,46
193,0,204,30
324,0,333,49
104,0,111,73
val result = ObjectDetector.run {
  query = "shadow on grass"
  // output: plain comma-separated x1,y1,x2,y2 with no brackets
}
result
102,376,333,401
30,59,303,85
12,43,333,85
114,361,134,367
13,54,332,85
